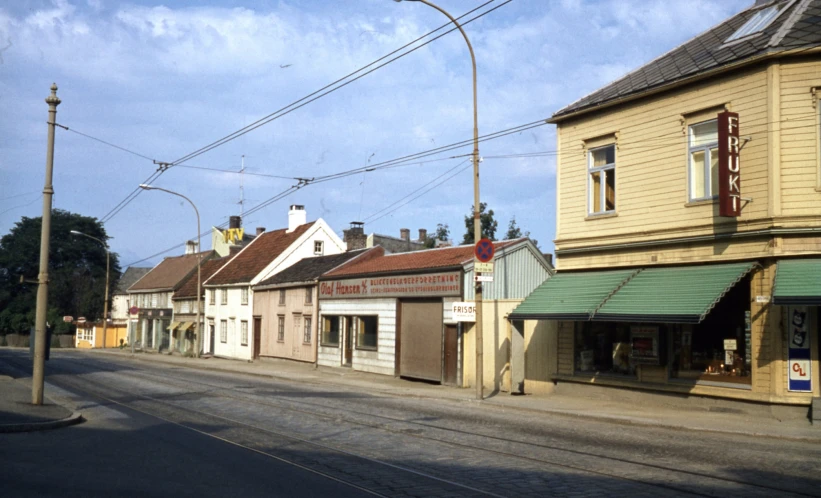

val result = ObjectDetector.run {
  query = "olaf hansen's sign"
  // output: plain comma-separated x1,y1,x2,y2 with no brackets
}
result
718,111,741,217
320,271,461,299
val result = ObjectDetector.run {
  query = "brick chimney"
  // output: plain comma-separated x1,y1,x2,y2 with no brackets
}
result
288,205,306,233
418,229,427,242
256,227,265,236
229,215,241,229
400,228,410,241
343,221,367,251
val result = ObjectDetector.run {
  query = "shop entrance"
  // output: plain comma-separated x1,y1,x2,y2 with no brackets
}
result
399,300,444,382
343,317,353,367
443,324,458,385
253,317,261,359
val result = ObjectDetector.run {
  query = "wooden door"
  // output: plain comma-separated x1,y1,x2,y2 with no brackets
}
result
253,317,262,359
344,317,353,366
444,324,458,385
399,300,444,382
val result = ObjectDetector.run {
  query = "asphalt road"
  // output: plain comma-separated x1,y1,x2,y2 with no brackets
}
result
1,349,820,497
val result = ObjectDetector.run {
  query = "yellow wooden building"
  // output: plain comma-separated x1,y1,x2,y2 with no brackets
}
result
75,322,128,349
512,0,821,412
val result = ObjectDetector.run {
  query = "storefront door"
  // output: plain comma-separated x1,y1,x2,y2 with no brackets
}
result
444,324,458,385
344,317,353,366
399,300,444,382
253,318,261,359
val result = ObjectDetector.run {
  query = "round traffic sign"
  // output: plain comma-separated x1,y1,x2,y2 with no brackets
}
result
475,238,494,263
129,306,139,315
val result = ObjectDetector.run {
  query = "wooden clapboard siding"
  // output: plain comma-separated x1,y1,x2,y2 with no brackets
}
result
524,319,557,395
557,321,574,376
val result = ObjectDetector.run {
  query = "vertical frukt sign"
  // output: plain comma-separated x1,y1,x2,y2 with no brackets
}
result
718,111,741,217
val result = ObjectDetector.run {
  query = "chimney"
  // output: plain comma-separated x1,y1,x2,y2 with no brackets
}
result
185,240,198,255
287,205,306,233
418,229,427,242
343,221,367,251
229,215,241,229
543,253,553,266
256,227,265,236
400,228,410,241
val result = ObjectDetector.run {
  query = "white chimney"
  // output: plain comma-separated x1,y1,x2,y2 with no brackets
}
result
185,240,198,255
287,205,306,233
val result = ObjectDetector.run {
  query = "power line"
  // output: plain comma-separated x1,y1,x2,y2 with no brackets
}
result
174,163,298,180
55,123,155,162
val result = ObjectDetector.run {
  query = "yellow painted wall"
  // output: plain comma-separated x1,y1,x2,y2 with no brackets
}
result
74,324,127,348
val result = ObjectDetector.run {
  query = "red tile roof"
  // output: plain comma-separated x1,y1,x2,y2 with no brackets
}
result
173,257,229,299
323,240,520,278
128,251,215,292
206,222,315,286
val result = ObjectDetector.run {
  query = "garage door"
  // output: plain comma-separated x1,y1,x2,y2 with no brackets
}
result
400,300,444,382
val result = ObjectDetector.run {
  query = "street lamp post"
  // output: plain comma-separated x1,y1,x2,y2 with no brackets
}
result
396,0,484,400
139,185,202,358
70,230,110,349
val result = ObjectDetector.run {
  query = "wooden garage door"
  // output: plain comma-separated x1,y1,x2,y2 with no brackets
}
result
399,300,444,382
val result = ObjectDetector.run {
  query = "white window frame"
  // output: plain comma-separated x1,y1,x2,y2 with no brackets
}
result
240,320,248,346
303,316,312,344
314,240,324,255
279,289,286,306
221,288,227,305
209,289,215,305
241,287,249,305
587,144,616,215
220,320,227,343
688,119,719,202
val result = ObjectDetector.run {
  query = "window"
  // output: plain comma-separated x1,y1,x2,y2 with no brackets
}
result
305,287,313,305
220,320,227,343
321,316,340,347
221,288,228,305
575,322,636,377
181,300,190,314
209,289,215,305
588,144,616,214
241,287,249,305
726,4,782,43
688,120,719,201
151,293,158,308
314,240,324,255
277,316,285,342
240,320,248,346
355,316,378,350
304,317,312,344
279,289,286,305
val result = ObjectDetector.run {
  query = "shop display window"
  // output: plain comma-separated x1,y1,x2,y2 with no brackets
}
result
356,316,378,350
670,278,751,387
321,316,340,347
574,322,637,376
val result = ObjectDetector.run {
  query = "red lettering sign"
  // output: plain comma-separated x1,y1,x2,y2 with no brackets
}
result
718,111,741,217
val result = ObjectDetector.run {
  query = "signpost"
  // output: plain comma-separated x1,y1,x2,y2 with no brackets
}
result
452,302,476,322
474,274,493,282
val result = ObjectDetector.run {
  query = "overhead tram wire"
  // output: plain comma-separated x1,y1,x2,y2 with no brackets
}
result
168,0,511,167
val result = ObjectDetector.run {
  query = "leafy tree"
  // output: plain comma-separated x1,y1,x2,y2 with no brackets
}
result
0,210,121,335
505,216,538,248
424,223,450,248
462,202,498,244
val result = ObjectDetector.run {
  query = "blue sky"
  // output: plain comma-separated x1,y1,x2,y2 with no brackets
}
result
0,0,751,268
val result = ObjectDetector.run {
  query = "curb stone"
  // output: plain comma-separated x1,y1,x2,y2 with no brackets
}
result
0,411,84,434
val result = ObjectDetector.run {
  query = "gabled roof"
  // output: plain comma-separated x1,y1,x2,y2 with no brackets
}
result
254,249,374,289
173,257,229,299
205,222,315,286
551,0,821,121
114,267,152,295
128,251,215,292
322,240,521,278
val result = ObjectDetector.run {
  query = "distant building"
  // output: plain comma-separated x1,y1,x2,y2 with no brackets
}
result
343,222,427,254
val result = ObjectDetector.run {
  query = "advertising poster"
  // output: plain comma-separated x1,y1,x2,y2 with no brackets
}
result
630,326,660,365
788,306,812,392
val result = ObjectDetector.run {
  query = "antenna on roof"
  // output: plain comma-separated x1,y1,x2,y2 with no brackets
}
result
238,154,245,218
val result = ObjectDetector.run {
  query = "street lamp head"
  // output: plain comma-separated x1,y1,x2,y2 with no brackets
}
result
139,184,155,190
69,230,82,235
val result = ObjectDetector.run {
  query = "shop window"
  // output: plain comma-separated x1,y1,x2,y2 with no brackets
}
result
574,322,637,376
241,287,249,305
277,316,285,342
240,320,248,346
688,119,719,201
588,144,616,215
322,316,340,347
355,316,378,350
220,320,227,343
304,317,312,344
670,279,751,387
279,289,286,306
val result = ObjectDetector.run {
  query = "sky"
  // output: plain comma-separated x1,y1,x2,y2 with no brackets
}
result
0,0,752,268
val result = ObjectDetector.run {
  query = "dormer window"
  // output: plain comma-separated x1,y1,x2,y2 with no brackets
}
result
725,3,783,43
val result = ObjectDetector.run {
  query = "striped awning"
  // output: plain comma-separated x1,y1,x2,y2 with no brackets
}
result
166,321,180,330
180,322,194,330
773,259,821,305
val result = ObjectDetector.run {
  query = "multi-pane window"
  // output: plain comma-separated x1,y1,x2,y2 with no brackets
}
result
277,316,285,341
321,316,340,346
305,287,313,305
241,287,249,305
220,320,227,343
181,300,190,314
279,289,286,305
314,240,324,255
356,316,378,350
240,320,248,346
221,288,228,305
304,317,312,344
209,289,215,305
688,120,719,201
588,144,616,214
151,293,158,308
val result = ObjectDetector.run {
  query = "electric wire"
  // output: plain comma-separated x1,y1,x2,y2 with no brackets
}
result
55,123,156,162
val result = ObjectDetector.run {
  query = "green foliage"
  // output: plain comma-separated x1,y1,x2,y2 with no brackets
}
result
505,216,538,248
462,203,498,245
424,223,450,249
0,210,121,334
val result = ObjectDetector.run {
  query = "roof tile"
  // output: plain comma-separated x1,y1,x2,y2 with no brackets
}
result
128,251,215,292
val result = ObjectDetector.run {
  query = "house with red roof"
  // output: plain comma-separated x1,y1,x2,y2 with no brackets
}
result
317,238,552,387
203,205,345,360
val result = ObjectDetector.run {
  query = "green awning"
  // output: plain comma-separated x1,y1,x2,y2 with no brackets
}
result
509,269,638,320
594,262,756,323
773,259,821,305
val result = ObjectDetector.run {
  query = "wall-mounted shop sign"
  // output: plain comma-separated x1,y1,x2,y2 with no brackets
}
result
718,111,741,217
629,326,660,365
451,302,475,322
320,271,461,299
221,228,245,244
787,306,812,392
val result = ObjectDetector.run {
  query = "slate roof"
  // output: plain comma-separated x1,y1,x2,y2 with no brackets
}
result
205,222,315,286
322,239,522,279
173,257,229,299
114,267,152,295
254,249,373,289
551,0,821,121
128,251,215,292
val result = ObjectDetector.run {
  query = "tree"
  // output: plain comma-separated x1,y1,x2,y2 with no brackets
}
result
462,203,498,244
424,223,450,248
0,210,121,335
505,216,538,247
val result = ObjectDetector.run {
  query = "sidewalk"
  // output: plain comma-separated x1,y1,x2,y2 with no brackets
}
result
0,370,83,433
93,348,821,442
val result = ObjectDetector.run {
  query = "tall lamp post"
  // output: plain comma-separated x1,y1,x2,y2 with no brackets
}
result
70,230,110,349
396,0,484,400
139,185,202,358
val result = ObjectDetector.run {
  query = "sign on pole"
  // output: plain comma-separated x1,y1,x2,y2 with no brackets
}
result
474,262,494,273
718,111,741,217
452,302,475,322
474,274,493,283
474,238,495,263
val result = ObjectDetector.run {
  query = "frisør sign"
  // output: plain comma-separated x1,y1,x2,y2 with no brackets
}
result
718,111,741,217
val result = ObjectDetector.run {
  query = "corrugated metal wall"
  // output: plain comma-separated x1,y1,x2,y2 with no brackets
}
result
463,243,551,300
